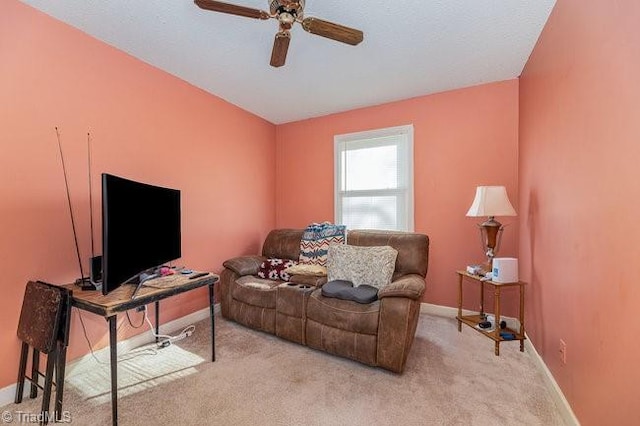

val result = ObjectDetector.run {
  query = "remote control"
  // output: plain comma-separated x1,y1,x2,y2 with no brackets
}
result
500,332,516,340
188,272,209,280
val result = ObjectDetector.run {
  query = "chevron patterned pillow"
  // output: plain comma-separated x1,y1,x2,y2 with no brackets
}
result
299,222,346,266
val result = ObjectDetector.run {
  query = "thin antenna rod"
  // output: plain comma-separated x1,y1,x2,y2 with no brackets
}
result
88,132,95,257
56,127,86,281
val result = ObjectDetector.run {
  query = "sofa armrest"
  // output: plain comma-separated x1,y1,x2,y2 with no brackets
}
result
377,296,421,373
378,274,425,300
222,255,266,276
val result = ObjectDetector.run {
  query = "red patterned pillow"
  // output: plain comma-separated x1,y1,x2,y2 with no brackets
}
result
257,258,298,281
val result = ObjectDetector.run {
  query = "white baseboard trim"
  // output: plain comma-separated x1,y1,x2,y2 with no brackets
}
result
0,304,219,408
421,302,473,317
0,384,16,410
524,338,580,425
420,302,579,425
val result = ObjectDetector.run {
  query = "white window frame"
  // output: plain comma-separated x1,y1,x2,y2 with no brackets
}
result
334,124,414,231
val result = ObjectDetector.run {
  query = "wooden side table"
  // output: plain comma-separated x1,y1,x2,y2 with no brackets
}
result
456,270,526,355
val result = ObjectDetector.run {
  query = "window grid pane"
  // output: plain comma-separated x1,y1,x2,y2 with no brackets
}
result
334,125,414,232
343,145,399,191
342,195,398,230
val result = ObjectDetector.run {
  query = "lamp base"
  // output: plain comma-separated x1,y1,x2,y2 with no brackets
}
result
475,216,504,274
479,217,502,252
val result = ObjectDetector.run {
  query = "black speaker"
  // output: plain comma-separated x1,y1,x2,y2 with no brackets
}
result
90,255,102,284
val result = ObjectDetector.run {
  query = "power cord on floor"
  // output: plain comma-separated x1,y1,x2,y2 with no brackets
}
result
75,305,196,366
76,309,158,365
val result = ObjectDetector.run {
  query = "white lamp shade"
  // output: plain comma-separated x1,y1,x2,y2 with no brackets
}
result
466,186,517,217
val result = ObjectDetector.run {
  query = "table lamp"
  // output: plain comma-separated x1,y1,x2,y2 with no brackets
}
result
466,186,517,270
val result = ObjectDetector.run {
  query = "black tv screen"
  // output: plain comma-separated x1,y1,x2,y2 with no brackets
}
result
101,173,181,295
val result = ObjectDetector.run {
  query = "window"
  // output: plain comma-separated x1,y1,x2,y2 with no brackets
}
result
334,125,414,231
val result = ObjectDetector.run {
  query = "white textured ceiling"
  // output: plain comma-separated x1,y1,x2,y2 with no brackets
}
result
20,0,556,124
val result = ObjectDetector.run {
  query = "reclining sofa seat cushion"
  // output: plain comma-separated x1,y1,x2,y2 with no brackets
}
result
222,229,305,333
232,276,281,308
305,290,381,366
304,229,429,370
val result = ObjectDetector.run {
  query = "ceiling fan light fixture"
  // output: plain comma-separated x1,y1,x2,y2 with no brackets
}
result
270,0,304,15
279,12,295,25
196,0,363,67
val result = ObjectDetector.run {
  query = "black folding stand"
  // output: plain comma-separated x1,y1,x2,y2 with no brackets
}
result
15,281,72,424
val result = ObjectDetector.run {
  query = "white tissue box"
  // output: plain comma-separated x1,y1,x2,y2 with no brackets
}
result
492,258,518,283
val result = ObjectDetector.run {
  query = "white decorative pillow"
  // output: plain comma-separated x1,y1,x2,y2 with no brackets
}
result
327,245,398,290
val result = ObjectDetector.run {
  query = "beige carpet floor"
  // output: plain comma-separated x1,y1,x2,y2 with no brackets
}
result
4,312,569,425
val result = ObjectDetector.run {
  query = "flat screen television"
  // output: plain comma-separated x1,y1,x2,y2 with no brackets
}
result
101,173,181,295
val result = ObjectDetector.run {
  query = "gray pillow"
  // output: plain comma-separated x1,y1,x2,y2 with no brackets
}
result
327,244,398,289
321,280,378,304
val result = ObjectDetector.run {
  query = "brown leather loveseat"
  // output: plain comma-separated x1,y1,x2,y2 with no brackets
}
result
219,229,429,373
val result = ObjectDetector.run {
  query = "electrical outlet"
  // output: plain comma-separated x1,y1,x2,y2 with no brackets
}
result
559,339,567,365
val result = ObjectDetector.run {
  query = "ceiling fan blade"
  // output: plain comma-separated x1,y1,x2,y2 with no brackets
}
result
301,17,363,46
270,31,291,67
194,0,270,20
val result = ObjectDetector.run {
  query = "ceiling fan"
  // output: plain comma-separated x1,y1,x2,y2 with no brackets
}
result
194,0,364,67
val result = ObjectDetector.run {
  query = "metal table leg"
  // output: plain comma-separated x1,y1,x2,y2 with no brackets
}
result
457,274,463,332
209,283,215,362
155,301,160,342
108,316,118,426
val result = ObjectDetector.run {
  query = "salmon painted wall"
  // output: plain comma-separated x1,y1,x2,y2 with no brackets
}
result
0,1,275,389
519,0,640,424
275,81,520,310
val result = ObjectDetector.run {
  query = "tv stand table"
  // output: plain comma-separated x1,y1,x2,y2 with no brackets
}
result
61,273,218,426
